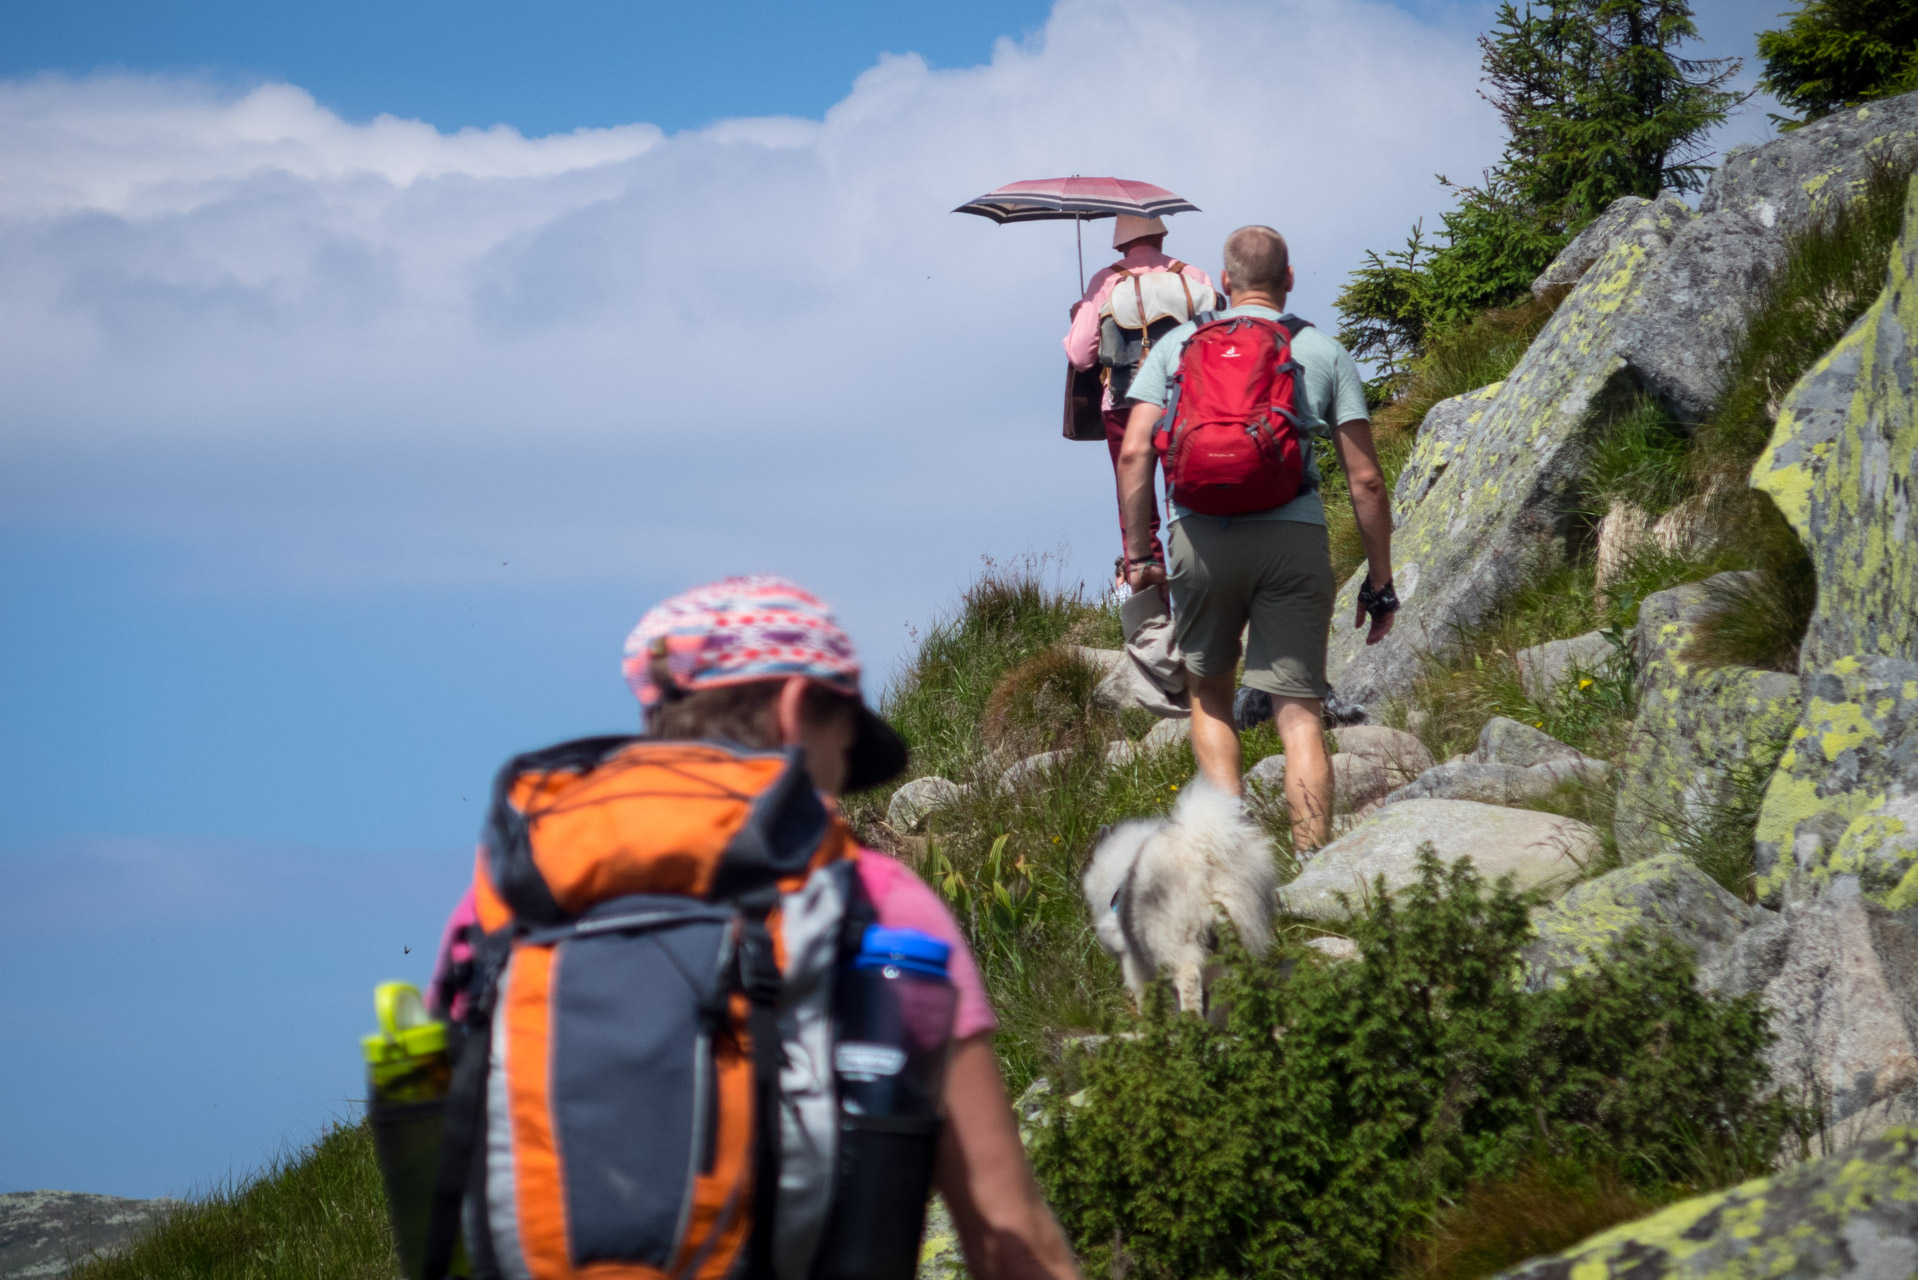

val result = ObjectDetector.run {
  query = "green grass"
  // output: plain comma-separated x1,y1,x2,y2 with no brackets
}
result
1586,394,1691,518
69,1122,397,1280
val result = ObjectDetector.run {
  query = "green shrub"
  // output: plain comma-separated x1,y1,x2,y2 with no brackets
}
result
1031,856,1793,1280
69,1122,396,1280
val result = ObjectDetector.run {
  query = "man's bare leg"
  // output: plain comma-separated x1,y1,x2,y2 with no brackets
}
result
1274,696,1331,851
1188,671,1243,796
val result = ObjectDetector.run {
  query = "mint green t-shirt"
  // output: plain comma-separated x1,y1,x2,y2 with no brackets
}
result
1125,305,1370,526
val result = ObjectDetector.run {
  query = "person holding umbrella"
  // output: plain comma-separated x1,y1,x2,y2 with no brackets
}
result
953,178,1215,574
1064,215,1217,572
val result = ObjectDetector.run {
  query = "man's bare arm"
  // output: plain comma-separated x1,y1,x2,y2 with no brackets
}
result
1118,401,1164,587
1332,417,1396,645
935,1034,1081,1280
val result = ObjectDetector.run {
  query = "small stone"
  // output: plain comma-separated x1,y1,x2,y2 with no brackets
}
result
1471,717,1592,769
1104,739,1140,768
1303,936,1359,962
886,776,964,832
1515,630,1619,704
1245,753,1287,800
1380,758,1612,809
999,750,1071,791
1142,717,1192,753
1278,799,1597,920
1330,725,1435,784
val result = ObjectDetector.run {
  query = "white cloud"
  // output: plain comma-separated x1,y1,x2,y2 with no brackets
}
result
0,0,1507,616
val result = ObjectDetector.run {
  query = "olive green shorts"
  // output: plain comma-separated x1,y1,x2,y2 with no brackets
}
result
1166,516,1337,700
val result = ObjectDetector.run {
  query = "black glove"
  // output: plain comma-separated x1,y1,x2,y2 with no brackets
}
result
1357,576,1400,622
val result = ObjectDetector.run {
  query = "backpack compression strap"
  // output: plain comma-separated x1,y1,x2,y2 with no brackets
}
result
739,888,784,1280
421,928,514,1280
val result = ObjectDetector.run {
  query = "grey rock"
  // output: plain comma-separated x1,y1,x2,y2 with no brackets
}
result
886,776,965,832
1380,757,1611,809
1701,89,1918,238
0,1191,176,1279
999,750,1071,791
1516,629,1620,704
1752,174,1918,675
1753,657,1918,905
1104,738,1141,768
1242,752,1395,815
1749,893,1918,1138
1304,935,1359,962
1142,717,1191,754
1613,577,1804,863
1391,382,1504,516
1529,194,1691,298
1278,799,1597,920
917,1195,963,1280
1330,725,1435,785
1326,196,1696,719
1245,752,1288,800
1700,909,1794,998
1523,853,1764,991
1490,1128,1918,1280
1613,209,1793,424
1471,716,1592,769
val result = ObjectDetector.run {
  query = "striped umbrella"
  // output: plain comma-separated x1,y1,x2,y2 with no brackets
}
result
953,176,1200,290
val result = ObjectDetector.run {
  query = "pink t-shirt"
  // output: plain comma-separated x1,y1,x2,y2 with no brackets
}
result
1064,245,1219,406
427,849,996,1040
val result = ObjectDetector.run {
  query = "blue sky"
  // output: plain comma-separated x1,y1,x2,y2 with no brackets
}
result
2,0,1781,1199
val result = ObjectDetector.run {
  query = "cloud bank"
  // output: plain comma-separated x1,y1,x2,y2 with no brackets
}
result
1,0,1505,607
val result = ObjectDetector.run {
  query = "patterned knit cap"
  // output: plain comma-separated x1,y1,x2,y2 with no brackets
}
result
622,575,863,708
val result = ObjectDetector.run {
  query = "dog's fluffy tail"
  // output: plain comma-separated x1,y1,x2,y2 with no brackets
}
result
1167,779,1277,955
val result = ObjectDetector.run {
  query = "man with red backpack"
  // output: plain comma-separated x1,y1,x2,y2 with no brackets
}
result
1115,226,1397,851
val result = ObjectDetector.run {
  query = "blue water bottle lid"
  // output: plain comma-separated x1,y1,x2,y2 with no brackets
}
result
854,925,952,980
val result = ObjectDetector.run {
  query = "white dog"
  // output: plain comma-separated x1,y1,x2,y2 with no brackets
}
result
1082,780,1276,1013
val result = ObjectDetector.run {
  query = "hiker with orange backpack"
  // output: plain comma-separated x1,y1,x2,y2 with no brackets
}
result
1115,226,1396,851
421,577,1080,1280
1065,215,1219,572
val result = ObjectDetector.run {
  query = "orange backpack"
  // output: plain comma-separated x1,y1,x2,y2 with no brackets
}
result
424,736,872,1280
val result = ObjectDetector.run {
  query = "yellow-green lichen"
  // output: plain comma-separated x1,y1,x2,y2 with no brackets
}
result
1495,1130,1918,1279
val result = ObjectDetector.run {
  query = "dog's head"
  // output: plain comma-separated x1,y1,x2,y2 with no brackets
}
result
1082,818,1160,959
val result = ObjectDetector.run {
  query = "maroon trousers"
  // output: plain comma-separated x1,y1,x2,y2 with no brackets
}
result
1105,405,1164,563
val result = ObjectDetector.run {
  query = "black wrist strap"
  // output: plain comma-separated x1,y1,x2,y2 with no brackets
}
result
1358,577,1400,618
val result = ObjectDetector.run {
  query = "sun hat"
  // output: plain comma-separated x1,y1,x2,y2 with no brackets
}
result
621,575,908,791
1112,213,1168,249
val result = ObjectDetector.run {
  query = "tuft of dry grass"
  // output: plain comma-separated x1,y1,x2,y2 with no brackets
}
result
981,646,1117,759
1395,1157,1665,1280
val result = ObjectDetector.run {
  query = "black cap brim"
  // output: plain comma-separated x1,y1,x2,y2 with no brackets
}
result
844,703,910,793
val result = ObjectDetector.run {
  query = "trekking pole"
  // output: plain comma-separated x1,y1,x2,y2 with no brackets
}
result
1075,215,1085,293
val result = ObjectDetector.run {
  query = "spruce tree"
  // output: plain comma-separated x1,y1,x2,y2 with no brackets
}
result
1759,0,1918,123
1337,0,1743,388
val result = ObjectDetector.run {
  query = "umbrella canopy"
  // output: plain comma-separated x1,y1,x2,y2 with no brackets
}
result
953,176,1199,223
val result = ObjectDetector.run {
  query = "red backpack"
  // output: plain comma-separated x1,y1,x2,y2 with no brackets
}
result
1154,314,1312,516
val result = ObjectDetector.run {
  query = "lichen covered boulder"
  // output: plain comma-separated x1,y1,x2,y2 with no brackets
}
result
1752,656,1918,906
1523,853,1764,991
1745,890,1918,1143
1613,207,1795,423
1391,381,1504,516
1278,799,1596,920
1702,89,1918,237
1529,194,1690,299
1613,579,1803,863
1326,198,1695,718
1492,1127,1918,1280
1753,175,1918,675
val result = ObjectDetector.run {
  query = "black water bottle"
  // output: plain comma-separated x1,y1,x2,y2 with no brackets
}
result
814,926,959,1280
